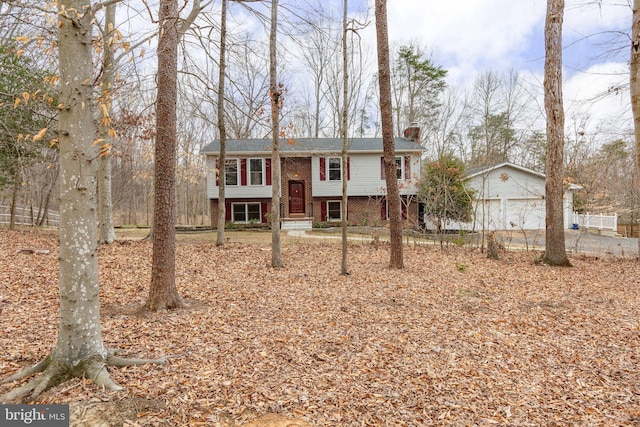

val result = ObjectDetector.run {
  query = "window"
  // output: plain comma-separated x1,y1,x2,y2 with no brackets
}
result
249,158,263,185
225,159,238,186
381,156,411,180
395,157,403,179
327,201,342,221
320,157,350,181
380,197,408,220
328,157,341,181
320,200,343,221
232,203,261,223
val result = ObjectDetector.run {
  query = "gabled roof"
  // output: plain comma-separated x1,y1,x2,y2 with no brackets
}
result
466,162,545,180
466,162,582,190
200,137,425,156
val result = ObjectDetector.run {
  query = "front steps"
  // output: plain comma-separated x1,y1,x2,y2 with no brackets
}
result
281,218,313,230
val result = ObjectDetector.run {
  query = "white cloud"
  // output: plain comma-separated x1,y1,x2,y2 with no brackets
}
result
383,0,546,85
376,0,632,139
376,0,630,85
564,62,631,140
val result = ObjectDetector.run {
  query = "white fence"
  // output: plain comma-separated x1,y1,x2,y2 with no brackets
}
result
0,205,59,228
572,212,617,232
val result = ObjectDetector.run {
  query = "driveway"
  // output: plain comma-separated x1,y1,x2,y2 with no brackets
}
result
290,228,639,258
496,229,639,258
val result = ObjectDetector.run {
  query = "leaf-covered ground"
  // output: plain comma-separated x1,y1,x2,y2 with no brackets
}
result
1,228,639,426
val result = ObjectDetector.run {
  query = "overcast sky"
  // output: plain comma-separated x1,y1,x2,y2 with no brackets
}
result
377,0,633,139
382,1,629,82
120,0,633,141
277,0,633,138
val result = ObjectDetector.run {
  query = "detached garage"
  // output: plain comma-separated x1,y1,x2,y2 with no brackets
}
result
465,162,579,231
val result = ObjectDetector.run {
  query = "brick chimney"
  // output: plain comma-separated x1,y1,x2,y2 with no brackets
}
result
403,122,420,142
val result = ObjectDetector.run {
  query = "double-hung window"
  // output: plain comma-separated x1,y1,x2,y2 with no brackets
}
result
381,156,412,180
380,198,408,220
320,157,350,181
328,158,341,181
232,203,261,223
221,158,268,186
249,158,264,185
321,200,342,221
225,159,238,186
395,157,403,179
327,200,342,221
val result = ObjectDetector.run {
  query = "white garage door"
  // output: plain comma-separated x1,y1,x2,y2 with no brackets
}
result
475,199,504,231
506,198,545,230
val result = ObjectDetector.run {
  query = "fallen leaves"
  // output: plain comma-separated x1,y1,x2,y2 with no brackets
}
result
0,227,639,426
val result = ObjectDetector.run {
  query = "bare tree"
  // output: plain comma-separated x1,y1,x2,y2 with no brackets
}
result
543,0,571,266
375,0,403,269
97,2,117,244
217,0,228,246
224,39,271,138
147,0,185,310
297,7,338,138
1,0,166,402
146,0,205,310
341,0,349,275
631,0,640,256
269,0,283,268
428,86,467,159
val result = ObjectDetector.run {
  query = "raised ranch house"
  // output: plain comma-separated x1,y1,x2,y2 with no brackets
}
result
426,162,580,231
201,130,425,230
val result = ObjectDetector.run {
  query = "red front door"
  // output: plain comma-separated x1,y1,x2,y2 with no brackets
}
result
289,181,305,214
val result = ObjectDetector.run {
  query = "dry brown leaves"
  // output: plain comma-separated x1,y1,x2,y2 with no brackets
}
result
1,228,639,426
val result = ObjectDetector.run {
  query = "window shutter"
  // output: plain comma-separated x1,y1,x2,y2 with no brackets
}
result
215,159,220,186
320,157,326,181
321,201,327,221
261,202,269,223
380,157,386,179
265,158,272,185
240,159,247,186
225,201,231,221
404,156,411,180
401,199,407,220
347,157,351,180
380,198,387,220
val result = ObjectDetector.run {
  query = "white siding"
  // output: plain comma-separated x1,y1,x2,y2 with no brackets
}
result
465,164,575,230
311,153,420,197
471,167,545,201
469,167,546,231
205,157,271,199
206,153,422,200
506,198,545,230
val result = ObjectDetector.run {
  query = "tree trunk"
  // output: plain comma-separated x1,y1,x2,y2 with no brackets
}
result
375,0,403,269
55,0,108,371
97,2,116,244
97,153,115,243
147,0,185,310
341,0,349,275
36,164,58,226
1,0,122,402
8,165,19,230
543,0,571,266
216,0,228,247
270,0,283,268
487,231,499,260
631,0,640,259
